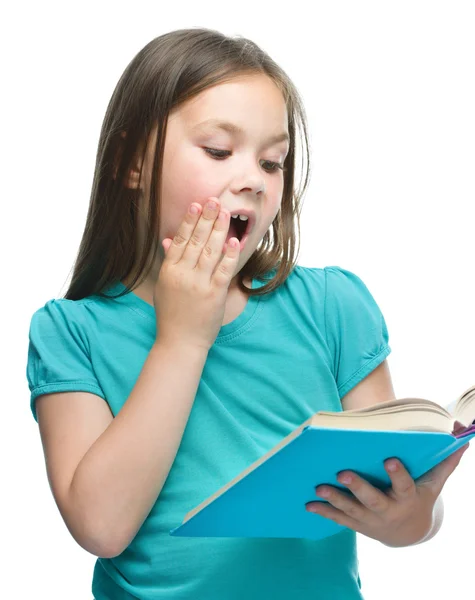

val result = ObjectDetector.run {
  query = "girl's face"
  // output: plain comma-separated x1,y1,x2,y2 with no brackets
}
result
135,73,290,287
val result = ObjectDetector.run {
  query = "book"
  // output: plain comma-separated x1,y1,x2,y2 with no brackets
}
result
169,384,475,541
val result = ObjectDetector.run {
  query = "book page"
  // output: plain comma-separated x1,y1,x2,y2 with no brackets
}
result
445,384,475,427
329,396,451,417
311,407,452,433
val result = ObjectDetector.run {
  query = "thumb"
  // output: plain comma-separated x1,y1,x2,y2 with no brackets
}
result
162,238,172,253
417,444,469,494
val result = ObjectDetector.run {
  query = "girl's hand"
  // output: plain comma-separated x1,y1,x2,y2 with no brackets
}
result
154,197,240,352
305,443,469,547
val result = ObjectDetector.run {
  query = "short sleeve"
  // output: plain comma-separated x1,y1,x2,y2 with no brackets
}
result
26,299,106,423
324,266,391,399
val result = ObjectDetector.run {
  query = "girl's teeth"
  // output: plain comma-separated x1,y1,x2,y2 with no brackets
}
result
231,215,249,221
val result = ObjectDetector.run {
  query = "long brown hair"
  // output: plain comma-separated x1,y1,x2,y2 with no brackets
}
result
63,27,311,301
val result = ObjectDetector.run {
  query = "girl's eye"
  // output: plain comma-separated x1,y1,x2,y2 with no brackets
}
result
203,148,287,174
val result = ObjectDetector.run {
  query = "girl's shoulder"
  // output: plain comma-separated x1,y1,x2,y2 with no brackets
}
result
29,295,94,333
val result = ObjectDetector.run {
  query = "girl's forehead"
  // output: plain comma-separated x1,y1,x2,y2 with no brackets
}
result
152,75,288,152
175,75,287,121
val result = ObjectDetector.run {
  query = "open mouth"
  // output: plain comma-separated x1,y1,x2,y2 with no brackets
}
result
227,216,249,242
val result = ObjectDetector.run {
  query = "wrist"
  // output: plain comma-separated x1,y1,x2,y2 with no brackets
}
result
382,499,441,548
153,338,210,359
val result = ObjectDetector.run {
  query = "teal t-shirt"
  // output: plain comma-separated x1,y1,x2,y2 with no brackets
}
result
26,265,391,599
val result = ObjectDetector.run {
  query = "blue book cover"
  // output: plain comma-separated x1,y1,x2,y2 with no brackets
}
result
170,421,475,541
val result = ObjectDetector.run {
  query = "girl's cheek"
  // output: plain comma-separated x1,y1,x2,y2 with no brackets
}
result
182,177,222,208
175,154,216,196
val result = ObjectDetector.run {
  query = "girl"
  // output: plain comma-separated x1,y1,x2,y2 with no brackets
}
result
26,28,466,599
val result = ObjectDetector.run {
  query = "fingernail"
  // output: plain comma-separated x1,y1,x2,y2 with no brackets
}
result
339,474,352,484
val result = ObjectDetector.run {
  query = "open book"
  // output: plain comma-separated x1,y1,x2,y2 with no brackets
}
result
305,383,475,436
170,383,475,541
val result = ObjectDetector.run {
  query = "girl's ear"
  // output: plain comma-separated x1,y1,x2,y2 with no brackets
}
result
112,131,143,189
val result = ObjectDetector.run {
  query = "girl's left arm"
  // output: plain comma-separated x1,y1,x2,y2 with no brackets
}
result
414,494,444,545
339,358,445,545
305,359,469,547
339,359,396,412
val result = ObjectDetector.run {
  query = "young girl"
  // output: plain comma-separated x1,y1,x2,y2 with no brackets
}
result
26,27,466,600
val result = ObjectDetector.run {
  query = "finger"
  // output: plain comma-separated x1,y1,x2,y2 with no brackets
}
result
196,205,234,274
164,201,205,265
335,472,391,514
211,232,241,285
305,500,361,532
416,444,469,495
383,459,417,500
313,485,368,522
162,238,172,253
182,198,223,269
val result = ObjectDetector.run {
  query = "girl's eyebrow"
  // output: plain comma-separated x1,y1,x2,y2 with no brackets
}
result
191,118,290,146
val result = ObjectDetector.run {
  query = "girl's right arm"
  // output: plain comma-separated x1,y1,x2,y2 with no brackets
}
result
37,198,239,558
68,340,208,558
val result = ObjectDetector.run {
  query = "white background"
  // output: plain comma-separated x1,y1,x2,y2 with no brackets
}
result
5,1,474,598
